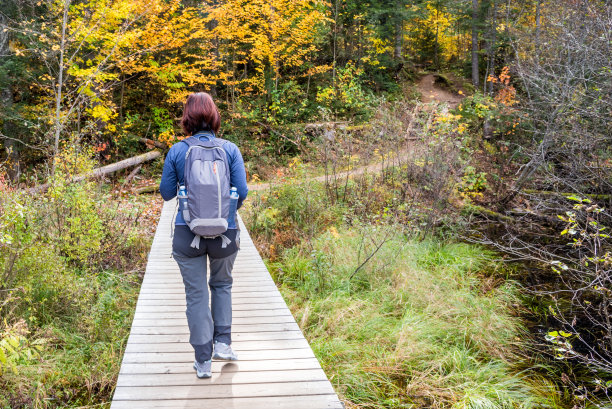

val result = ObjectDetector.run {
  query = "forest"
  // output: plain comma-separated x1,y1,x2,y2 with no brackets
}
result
0,0,611,407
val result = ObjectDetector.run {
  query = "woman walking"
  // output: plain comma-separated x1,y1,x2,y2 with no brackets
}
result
159,92,248,378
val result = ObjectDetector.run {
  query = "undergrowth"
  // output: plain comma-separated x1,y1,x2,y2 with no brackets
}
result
0,145,157,408
242,179,564,408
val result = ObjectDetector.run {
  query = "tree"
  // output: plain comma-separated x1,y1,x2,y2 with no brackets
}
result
471,0,479,85
3,0,199,170
201,0,329,108
480,0,612,376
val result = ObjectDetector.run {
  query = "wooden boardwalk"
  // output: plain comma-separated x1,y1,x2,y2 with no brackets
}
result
111,200,343,408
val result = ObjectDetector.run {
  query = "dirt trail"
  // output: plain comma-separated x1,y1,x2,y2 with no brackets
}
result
418,74,463,109
248,75,464,192
249,155,409,192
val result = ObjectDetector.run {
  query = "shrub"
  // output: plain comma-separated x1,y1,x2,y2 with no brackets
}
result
0,145,154,407
316,62,375,119
243,180,343,258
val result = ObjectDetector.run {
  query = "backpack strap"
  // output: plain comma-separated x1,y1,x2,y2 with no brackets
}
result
181,135,228,148
181,136,205,147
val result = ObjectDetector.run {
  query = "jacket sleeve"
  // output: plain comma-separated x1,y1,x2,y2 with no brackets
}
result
228,143,249,209
159,148,178,201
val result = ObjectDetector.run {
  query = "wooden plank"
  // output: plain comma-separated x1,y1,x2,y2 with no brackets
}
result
142,268,271,275
138,288,279,295
134,302,288,313
135,297,287,306
129,315,296,327
147,256,263,261
141,274,272,279
121,348,316,363
142,274,272,281
113,381,336,400
129,322,300,335
124,338,310,353
136,291,283,300
138,286,279,293
135,298,286,306
133,309,293,319
140,279,273,285
125,331,305,344
119,358,323,375
116,368,328,387
133,305,290,314
145,267,270,280
142,273,271,279
146,255,265,261
139,283,278,291
126,330,305,344
111,394,343,409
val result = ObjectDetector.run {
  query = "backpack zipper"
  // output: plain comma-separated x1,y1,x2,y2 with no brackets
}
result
214,162,222,217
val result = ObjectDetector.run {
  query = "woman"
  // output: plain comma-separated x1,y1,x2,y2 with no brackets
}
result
159,92,248,378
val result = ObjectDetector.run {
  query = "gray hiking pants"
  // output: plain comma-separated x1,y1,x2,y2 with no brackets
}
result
172,225,239,363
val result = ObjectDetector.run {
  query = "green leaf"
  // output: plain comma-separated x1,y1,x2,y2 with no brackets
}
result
548,331,559,337
559,330,572,337
566,195,583,202
7,337,19,349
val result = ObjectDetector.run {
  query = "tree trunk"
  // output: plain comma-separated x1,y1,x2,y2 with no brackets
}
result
434,8,439,68
535,0,541,53
484,0,497,95
0,12,19,182
52,0,70,174
471,0,480,87
332,0,339,97
394,18,403,61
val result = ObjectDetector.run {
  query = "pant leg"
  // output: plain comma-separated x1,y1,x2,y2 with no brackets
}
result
209,252,237,345
172,226,214,363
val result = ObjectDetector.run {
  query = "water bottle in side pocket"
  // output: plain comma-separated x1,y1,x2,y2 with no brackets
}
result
178,185,190,222
227,187,239,229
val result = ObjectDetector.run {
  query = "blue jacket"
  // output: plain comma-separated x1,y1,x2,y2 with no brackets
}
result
159,131,249,226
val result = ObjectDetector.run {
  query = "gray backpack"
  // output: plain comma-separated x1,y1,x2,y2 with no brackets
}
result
181,136,231,249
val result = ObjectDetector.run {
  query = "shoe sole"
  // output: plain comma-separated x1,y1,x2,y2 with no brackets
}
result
213,352,238,360
193,363,212,378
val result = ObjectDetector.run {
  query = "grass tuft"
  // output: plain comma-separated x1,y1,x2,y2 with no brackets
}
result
269,227,560,408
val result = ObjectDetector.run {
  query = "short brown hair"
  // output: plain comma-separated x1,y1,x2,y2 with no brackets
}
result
181,92,221,135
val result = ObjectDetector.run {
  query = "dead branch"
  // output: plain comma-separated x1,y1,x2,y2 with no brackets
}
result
522,189,611,201
29,150,161,194
139,137,168,150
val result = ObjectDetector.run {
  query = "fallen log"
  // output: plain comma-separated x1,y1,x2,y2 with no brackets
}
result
29,150,161,194
134,184,159,194
464,204,514,222
304,121,350,130
139,138,168,150
122,165,142,187
522,189,611,201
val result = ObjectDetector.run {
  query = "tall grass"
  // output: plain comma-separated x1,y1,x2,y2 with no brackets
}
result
242,177,563,408
271,228,560,408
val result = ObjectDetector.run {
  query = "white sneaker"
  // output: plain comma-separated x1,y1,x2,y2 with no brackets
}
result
213,341,238,360
193,359,212,378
